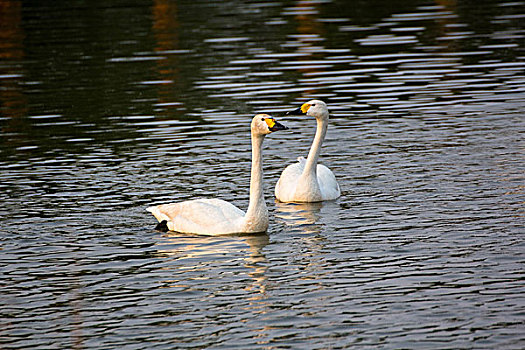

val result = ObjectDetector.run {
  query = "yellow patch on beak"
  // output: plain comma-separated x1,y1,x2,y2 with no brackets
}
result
265,118,276,128
301,103,311,114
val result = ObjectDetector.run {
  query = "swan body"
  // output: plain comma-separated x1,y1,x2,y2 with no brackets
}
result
275,100,340,202
147,115,287,235
276,156,340,202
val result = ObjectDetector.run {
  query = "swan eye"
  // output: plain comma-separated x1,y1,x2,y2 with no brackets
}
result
311,104,316,107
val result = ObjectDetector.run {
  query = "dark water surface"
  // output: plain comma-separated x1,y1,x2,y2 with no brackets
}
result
1,0,524,348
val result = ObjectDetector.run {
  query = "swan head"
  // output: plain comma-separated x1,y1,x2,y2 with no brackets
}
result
252,114,288,135
286,99,329,120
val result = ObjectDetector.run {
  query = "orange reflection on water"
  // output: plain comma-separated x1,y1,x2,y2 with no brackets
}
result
152,0,183,117
291,1,328,100
0,0,27,128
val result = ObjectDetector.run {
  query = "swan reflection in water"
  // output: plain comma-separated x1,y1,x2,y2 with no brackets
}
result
274,201,325,235
154,232,270,297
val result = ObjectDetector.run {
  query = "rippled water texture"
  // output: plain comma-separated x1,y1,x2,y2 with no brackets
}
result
1,0,524,348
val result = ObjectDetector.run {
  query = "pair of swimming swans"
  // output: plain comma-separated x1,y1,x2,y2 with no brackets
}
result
147,100,340,235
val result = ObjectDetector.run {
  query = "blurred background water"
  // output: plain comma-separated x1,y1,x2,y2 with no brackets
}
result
1,0,524,348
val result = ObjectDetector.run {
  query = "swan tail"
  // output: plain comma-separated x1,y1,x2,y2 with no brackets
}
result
147,205,170,223
297,156,306,164
147,205,173,231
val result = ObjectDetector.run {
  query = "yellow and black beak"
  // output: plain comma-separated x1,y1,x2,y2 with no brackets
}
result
265,118,288,132
286,102,310,116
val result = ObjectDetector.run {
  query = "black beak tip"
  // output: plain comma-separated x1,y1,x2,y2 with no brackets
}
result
270,121,289,131
286,107,304,116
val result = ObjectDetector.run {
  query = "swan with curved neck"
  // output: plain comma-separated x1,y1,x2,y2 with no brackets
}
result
275,99,340,202
148,115,288,235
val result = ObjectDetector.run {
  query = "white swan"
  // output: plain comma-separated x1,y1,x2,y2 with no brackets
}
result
147,114,288,235
275,100,340,202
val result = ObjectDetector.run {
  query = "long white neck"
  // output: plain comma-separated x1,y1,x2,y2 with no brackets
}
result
244,133,268,230
303,117,327,178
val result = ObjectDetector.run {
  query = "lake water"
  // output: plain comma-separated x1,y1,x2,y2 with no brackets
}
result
1,0,524,348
